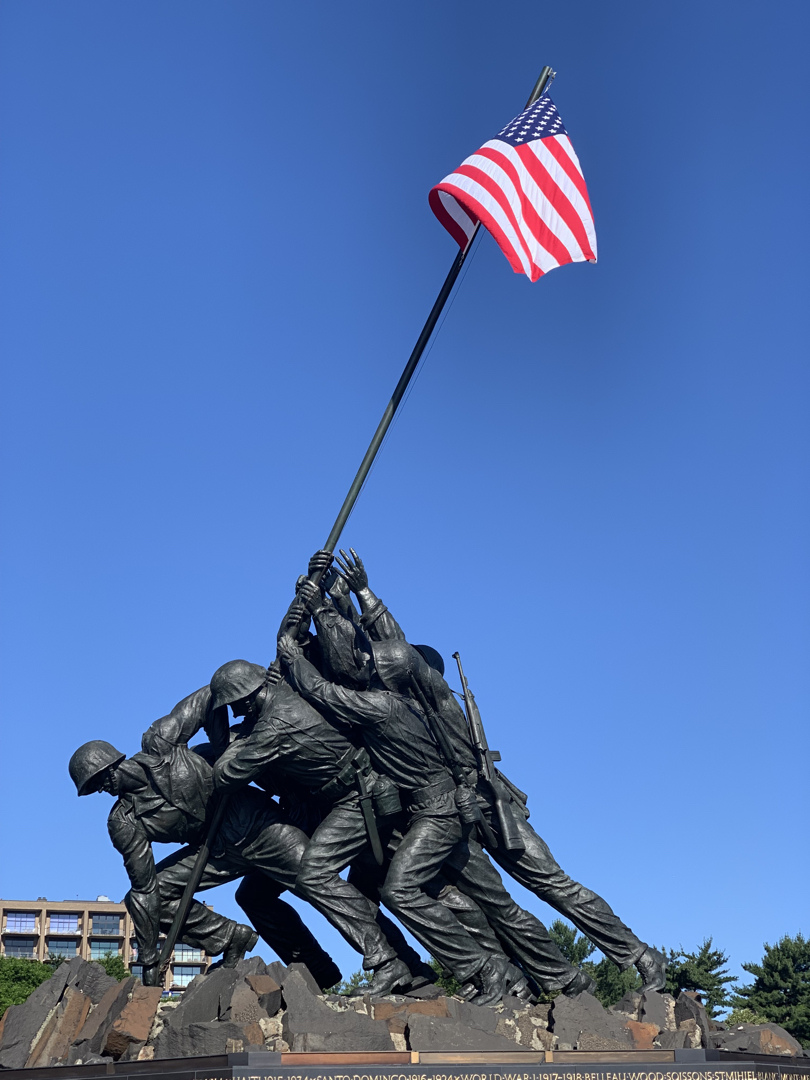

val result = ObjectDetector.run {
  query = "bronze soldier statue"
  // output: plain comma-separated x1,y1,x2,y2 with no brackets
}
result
301,547,667,994
278,626,562,1006
68,684,342,989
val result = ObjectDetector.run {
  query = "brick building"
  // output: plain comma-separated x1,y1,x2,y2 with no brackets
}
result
0,896,211,992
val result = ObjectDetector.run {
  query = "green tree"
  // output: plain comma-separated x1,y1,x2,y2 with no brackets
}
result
664,938,737,1017
327,969,371,996
584,956,642,1007
428,957,463,997
97,954,130,981
731,933,810,1048
0,958,53,1019
547,919,639,1008
549,919,596,967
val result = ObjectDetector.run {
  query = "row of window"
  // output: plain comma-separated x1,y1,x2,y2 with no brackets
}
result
2,939,204,962
4,913,122,935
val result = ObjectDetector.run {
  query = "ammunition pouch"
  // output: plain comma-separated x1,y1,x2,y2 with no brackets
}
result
454,783,481,826
370,774,402,818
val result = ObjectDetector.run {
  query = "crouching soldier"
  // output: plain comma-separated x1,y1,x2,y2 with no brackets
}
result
68,683,341,988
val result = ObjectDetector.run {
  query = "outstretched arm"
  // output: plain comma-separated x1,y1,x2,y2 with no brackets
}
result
212,719,283,793
333,549,407,643
141,686,228,760
278,634,387,729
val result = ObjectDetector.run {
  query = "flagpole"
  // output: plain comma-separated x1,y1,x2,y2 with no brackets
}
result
155,66,557,979
321,64,555,554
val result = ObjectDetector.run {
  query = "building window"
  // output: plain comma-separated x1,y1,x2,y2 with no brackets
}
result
91,914,120,936
130,940,138,961
50,914,80,934
6,913,36,933
172,965,203,988
131,964,144,980
90,940,119,959
48,940,78,957
4,938,37,958
173,944,203,962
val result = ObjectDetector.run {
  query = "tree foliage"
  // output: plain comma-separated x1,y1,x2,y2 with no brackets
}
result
585,956,642,1007
549,919,596,967
732,933,810,1048
0,958,53,1019
548,919,640,1007
327,969,371,996
429,957,463,996
98,954,130,981
663,938,737,1017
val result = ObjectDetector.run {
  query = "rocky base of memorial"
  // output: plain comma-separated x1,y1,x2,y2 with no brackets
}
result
0,955,805,1070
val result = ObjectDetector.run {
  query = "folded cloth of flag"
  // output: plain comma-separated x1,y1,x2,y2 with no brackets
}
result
429,95,596,282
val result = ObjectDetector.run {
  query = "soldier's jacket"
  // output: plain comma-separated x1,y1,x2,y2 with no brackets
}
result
213,678,364,801
106,687,229,964
285,654,452,801
315,591,529,818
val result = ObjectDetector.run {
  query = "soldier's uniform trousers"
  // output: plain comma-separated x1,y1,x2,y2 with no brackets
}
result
379,789,579,989
151,787,393,975
476,784,646,970
298,790,528,979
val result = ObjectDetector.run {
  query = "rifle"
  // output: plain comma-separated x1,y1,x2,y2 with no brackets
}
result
407,674,498,851
453,652,525,854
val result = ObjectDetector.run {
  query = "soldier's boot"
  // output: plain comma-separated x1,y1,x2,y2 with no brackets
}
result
407,959,439,991
352,957,411,997
505,963,533,1001
220,924,259,968
636,947,667,993
562,968,596,997
470,954,509,1007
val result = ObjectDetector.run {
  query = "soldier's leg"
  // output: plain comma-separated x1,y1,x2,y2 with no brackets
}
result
234,873,341,990
152,845,245,956
293,799,398,971
443,836,579,992
380,798,490,984
488,811,646,969
424,876,506,959
348,833,432,978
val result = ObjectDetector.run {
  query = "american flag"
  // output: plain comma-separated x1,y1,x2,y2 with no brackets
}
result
429,95,597,282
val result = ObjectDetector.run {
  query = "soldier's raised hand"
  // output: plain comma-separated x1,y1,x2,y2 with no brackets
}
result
335,548,368,593
296,578,323,614
278,598,306,641
277,633,304,666
308,549,334,578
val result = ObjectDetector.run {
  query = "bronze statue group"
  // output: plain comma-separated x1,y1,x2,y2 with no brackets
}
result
70,549,666,1006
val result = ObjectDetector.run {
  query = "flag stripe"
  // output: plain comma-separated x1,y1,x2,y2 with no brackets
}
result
436,176,537,278
454,162,545,274
514,142,595,262
476,144,585,265
428,187,477,248
544,135,593,215
528,137,596,257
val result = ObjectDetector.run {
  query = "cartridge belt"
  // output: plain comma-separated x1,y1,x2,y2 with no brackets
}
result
405,774,456,808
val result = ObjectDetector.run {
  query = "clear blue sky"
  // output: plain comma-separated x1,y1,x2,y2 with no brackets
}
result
1,1,807,990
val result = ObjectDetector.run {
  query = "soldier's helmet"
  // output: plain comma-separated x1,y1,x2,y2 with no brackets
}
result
210,659,268,710
412,644,445,676
370,640,425,694
69,740,126,797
